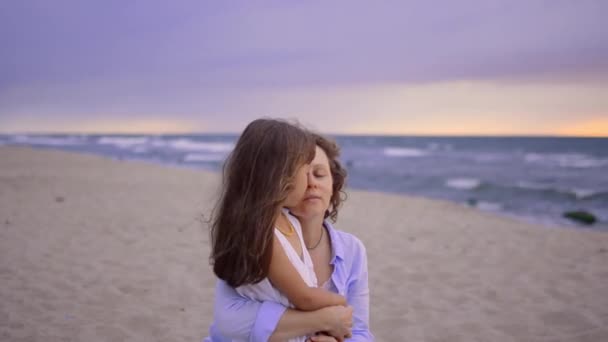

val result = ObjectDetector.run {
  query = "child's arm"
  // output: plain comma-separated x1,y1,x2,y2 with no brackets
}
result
268,234,347,311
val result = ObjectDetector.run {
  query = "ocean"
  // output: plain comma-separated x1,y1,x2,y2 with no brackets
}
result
2,134,607,229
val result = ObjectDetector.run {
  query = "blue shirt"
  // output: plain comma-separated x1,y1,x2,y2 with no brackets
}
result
204,220,373,341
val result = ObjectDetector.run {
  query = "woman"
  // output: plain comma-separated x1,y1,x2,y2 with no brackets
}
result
210,119,350,342
206,133,373,341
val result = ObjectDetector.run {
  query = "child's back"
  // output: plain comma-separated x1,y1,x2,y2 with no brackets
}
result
236,210,316,342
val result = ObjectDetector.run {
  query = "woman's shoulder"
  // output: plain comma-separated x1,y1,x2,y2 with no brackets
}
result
326,223,367,258
328,225,369,277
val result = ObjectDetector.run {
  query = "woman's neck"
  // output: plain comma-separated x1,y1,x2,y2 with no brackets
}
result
300,214,325,246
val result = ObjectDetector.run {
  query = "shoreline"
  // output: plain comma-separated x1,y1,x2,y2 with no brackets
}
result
3,144,606,231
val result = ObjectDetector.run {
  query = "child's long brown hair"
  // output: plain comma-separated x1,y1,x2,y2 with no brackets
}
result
210,118,315,287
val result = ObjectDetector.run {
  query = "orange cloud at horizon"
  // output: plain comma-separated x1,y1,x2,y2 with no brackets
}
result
258,80,608,137
554,117,608,137
2,80,607,137
344,114,608,137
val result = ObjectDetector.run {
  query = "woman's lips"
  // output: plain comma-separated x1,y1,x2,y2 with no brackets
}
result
304,195,322,201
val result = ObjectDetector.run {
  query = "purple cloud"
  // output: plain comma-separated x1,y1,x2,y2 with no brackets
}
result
1,0,607,127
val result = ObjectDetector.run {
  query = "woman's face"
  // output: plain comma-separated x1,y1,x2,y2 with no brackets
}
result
283,163,310,208
288,146,333,220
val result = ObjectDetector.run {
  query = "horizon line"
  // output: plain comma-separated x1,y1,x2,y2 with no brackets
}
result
0,131,606,139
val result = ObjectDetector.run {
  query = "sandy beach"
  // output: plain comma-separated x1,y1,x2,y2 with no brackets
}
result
1,146,607,342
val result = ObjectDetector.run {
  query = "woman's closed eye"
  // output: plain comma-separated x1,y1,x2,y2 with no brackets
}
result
312,168,328,177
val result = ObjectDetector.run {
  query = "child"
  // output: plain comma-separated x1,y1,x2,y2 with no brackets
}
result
210,119,348,341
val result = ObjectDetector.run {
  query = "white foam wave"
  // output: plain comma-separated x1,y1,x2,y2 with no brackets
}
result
149,139,168,148
383,147,427,157
476,201,502,211
524,153,608,168
168,139,234,153
571,188,597,199
183,153,226,162
445,178,481,190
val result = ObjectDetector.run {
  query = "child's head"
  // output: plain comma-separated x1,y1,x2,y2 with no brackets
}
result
210,118,315,287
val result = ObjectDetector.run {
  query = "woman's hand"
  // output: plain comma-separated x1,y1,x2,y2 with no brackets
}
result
320,305,353,341
307,334,338,342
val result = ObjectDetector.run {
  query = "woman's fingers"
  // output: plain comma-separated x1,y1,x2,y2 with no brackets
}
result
307,335,339,342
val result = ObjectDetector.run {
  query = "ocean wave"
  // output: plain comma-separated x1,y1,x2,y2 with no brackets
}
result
445,178,482,190
132,146,149,154
383,147,428,157
516,181,549,191
524,152,608,168
168,139,234,153
183,153,226,162
570,188,598,199
472,153,508,163
427,142,452,151
475,201,502,211
12,135,85,146
516,181,601,200
583,192,608,203
97,136,149,148
149,139,169,148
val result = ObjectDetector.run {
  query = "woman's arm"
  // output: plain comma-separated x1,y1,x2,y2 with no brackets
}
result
344,239,374,341
211,279,285,341
269,305,353,342
211,280,353,341
268,235,347,311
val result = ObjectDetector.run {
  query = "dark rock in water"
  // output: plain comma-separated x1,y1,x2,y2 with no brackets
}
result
563,210,597,225
466,198,478,206
55,196,65,203
346,160,354,168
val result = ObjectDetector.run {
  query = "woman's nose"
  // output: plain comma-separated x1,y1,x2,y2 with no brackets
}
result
307,171,318,188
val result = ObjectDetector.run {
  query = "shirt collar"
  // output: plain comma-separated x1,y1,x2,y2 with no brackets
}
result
324,220,345,264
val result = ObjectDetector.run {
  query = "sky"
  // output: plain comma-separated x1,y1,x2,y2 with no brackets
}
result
1,0,607,136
